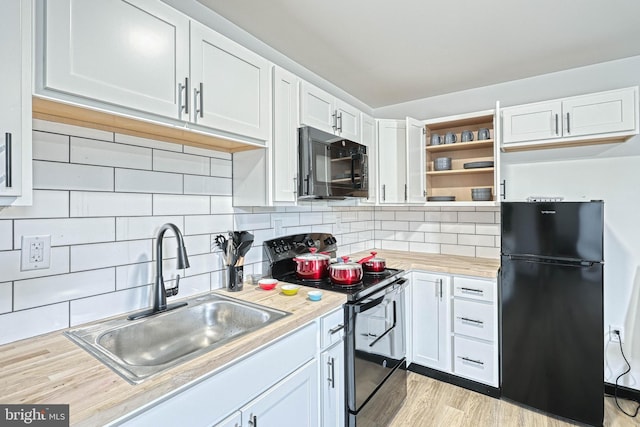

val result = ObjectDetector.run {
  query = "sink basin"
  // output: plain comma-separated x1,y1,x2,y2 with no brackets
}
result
65,293,290,383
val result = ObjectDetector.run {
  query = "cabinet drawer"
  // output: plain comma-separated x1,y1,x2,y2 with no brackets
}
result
453,276,495,303
453,299,494,341
321,307,344,349
453,336,495,386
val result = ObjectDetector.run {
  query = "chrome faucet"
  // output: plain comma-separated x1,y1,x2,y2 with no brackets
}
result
128,223,190,320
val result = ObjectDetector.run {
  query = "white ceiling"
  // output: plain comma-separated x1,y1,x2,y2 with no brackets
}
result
197,0,640,108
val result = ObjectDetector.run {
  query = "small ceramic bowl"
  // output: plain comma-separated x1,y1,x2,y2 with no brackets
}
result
258,278,278,291
281,285,301,296
307,290,323,301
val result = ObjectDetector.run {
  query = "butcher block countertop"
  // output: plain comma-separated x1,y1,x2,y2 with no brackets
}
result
348,249,500,278
0,250,497,426
0,284,346,426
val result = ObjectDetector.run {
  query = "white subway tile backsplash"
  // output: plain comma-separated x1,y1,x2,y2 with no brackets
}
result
425,211,458,222
70,286,151,326
458,234,495,247
299,212,324,226
184,214,234,235
185,253,218,277
114,133,182,152
210,196,235,214
70,240,151,272
235,213,272,230
70,192,152,217
154,150,210,175
394,231,425,242
184,175,231,196
153,194,210,216
409,222,440,233
184,235,211,255
14,218,115,248
116,216,183,241
409,242,441,254
33,118,113,141
380,221,409,231
0,190,69,219
425,232,457,244
395,211,424,221
0,221,12,250
32,131,69,162
0,302,69,345
0,282,11,314
458,211,496,223
115,169,183,194
477,246,500,259
357,211,373,221
71,137,152,169
177,273,212,297
375,211,395,221
14,268,115,310
116,261,153,290
0,247,70,282
441,223,476,234
441,244,476,257
184,145,232,160
380,240,410,251
33,161,114,191
476,224,500,235
210,157,232,178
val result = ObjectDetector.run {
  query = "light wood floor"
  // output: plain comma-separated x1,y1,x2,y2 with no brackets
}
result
388,373,640,426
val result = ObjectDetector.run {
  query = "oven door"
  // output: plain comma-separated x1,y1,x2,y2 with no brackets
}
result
346,279,407,425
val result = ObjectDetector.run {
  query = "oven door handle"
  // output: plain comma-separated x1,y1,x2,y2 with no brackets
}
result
354,295,385,314
368,300,397,347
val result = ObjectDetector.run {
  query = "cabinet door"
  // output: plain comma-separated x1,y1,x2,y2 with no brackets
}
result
43,0,189,119
411,272,451,371
300,82,335,134
0,0,30,200
321,342,345,427
190,21,270,141
562,87,637,138
377,120,406,204
406,117,426,203
242,360,318,427
272,67,299,203
502,100,562,144
214,412,241,427
360,113,377,204
335,99,360,142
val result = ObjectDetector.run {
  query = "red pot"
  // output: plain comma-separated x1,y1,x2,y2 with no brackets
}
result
358,251,386,272
293,248,330,280
329,257,363,285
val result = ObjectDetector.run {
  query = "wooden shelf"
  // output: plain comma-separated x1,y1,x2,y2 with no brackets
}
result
427,167,494,176
426,139,494,152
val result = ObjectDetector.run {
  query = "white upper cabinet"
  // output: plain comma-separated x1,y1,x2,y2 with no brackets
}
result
0,0,32,205
502,87,638,149
272,66,300,203
406,117,426,203
377,119,406,204
360,113,377,204
42,0,190,119
190,20,270,141
300,81,361,142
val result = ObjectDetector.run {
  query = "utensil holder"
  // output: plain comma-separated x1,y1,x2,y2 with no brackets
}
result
227,265,244,292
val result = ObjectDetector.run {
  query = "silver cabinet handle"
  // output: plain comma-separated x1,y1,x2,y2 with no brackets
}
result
331,112,337,131
327,357,335,388
178,77,189,115
194,82,204,118
329,324,344,335
566,112,570,134
292,176,297,195
4,133,11,188
249,414,258,426
404,183,407,201
382,184,386,201
457,316,484,326
458,356,484,366
554,113,559,135
337,112,343,132
460,287,483,295
439,278,443,301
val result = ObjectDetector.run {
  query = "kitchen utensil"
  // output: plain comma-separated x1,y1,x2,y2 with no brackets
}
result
307,290,323,301
227,265,243,292
445,132,457,144
292,247,331,279
357,251,386,273
478,128,490,140
471,187,493,201
463,161,494,169
281,285,301,296
430,133,443,146
461,130,474,142
329,256,363,285
434,157,452,171
427,195,456,201
258,278,278,290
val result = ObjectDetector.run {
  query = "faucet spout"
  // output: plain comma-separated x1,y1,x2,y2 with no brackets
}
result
128,223,190,320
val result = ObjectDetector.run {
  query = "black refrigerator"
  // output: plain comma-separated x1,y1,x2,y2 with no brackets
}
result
500,201,604,426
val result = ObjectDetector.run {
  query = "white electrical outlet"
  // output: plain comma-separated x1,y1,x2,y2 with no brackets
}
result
609,325,625,343
21,235,51,271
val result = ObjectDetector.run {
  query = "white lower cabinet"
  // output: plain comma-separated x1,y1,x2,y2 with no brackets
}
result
319,307,345,427
410,271,498,388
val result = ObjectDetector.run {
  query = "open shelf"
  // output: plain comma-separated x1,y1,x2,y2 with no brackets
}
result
427,167,494,176
426,139,494,152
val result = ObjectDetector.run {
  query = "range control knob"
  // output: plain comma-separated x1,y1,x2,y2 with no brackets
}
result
305,238,314,247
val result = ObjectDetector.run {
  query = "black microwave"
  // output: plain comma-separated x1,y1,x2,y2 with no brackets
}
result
298,126,368,199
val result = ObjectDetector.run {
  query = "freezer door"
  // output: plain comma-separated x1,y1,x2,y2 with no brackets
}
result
501,202,603,261
500,256,603,426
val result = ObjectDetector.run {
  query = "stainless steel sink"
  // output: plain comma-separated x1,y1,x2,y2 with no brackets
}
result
65,293,290,383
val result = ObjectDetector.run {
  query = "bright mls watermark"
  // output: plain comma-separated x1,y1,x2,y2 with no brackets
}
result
0,405,69,426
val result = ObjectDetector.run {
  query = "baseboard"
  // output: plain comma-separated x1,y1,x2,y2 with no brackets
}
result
605,382,640,403
408,363,501,398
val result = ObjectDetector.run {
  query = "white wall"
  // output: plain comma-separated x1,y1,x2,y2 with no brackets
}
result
375,55,640,390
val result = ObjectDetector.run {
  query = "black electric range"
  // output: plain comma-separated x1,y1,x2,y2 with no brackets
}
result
263,233,405,302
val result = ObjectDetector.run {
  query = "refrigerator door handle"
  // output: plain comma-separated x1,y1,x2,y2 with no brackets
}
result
507,254,599,268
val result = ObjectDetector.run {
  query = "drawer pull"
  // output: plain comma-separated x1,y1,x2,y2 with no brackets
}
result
458,356,484,366
329,324,344,335
460,287,483,295
457,316,484,326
